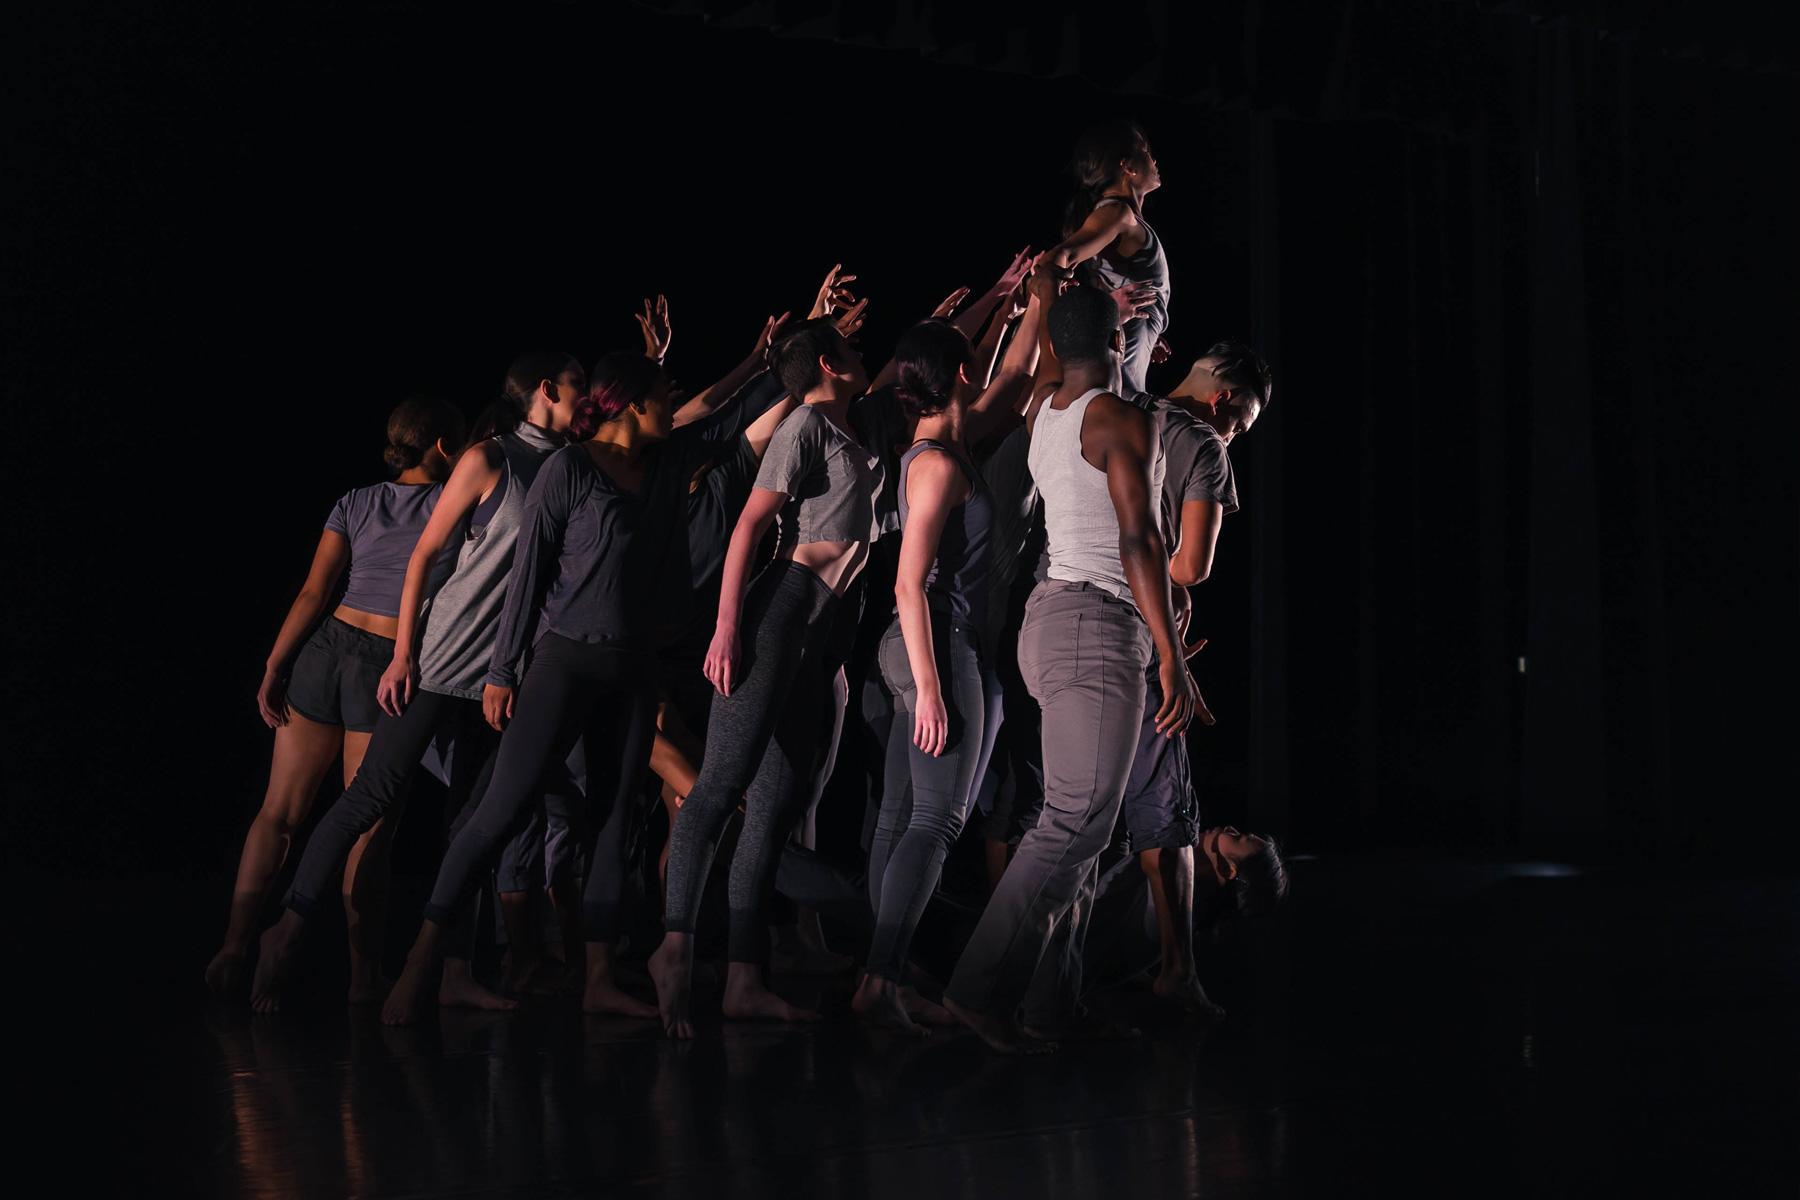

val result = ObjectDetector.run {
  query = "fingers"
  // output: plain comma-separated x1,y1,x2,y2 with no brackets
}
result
1183,636,1208,660
1191,686,1215,727
1153,689,1182,736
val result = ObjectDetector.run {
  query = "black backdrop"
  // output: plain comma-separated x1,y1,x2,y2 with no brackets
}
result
7,0,1796,880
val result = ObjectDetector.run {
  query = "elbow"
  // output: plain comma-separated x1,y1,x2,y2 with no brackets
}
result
1170,555,1211,587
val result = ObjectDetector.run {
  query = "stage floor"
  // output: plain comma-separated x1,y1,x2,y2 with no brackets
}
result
41,861,1800,1196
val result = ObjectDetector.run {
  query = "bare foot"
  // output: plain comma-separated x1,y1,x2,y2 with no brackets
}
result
582,977,659,1018
1152,970,1226,1023
502,950,570,997
852,976,926,1036
438,962,519,1013
648,936,695,1040
942,996,1054,1055
205,949,248,1001
722,966,820,1024
381,956,437,1026
346,960,388,1007
249,925,301,1013
899,986,958,1028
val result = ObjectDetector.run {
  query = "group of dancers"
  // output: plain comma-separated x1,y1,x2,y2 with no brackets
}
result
205,122,1288,1052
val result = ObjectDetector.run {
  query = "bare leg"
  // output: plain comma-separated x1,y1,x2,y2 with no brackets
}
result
721,961,820,1024
336,730,389,1005
383,921,450,1026
649,701,701,897
648,930,696,1039
208,712,340,999
250,908,306,1013
1145,846,1223,1020
582,941,658,1017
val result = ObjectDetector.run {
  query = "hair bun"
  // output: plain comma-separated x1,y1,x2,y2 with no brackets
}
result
382,442,422,471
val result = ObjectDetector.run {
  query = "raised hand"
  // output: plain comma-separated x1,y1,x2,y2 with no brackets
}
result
809,264,860,320
832,295,870,341
636,294,672,363
993,245,1034,296
932,286,972,320
1151,334,1172,364
754,311,793,362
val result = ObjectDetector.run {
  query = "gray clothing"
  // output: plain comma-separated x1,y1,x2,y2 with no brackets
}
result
755,404,882,550
1153,401,1238,532
324,480,445,618
417,422,564,699
944,581,1152,1017
1028,388,1165,606
895,440,994,628
1081,196,1170,399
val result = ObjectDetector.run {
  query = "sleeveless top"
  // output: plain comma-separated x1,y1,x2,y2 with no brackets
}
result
1027,387,1165,607
895,439,995,637
415,421,563,698
323,480,445,618
1081,195,1171,335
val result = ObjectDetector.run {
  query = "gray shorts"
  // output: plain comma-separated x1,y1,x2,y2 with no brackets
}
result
1118,655,1200,852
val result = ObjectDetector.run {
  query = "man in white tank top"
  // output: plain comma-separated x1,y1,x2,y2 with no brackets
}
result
943,278,1199,1053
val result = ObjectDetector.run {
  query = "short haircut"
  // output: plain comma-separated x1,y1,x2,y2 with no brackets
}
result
1046,284,1119,364
1232,836,1290,918
770,318,851,398
1203,339,1273,410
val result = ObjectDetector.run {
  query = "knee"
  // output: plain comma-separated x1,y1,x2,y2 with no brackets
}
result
255,798,309,838
1138,848,1162,878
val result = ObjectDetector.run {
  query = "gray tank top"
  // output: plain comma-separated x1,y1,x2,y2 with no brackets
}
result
416,421,564,698
895,439,994,633
1027,387,1165,606
1082,195,1170,334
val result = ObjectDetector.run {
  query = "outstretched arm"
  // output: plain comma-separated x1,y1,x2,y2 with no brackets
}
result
1043,202,1130,272
966,286,1048,445
673,312,792,428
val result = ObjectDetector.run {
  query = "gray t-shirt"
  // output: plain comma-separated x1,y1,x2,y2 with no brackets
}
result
1155,400,1238,532
324,481,445,618
754,404,882,552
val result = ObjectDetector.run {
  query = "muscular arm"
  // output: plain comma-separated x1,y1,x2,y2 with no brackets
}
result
1088,395,1199,733
1045,202,1130,271
967,289,1047,445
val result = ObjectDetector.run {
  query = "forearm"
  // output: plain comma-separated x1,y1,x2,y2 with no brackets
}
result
675,351,762,428
896,585,942,699
1121,531,1182,663
267,590,329,672
952,286,1005,342
715,511,773,633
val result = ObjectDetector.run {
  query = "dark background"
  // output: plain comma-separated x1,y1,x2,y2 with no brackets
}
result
6,0,1796,883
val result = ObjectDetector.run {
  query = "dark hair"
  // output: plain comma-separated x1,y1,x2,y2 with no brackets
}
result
1231,836,1289,918
1203,339,1273,411
892,319,974,418
468,349,582,445
770,318,852,398
383,397,466,472
1063,120,1154,238
1046,284,1120,364
578,352,665,435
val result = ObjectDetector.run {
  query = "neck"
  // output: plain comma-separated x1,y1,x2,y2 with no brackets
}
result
804,387,851,422
1062,359,1117,396
588,418,646,461
1103,180,1141,207
914,408,962,447
395,465,435,485
522,405,559,435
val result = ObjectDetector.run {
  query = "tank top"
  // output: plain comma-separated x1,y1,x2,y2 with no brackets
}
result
415,421,563,698
1081,195,1170,335
895,439,994,636
1027,387,1165,606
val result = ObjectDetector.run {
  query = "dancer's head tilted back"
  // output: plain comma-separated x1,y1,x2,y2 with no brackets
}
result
469,350,585,444
770,318,869,402
1045,283,1125,369
1200,825,1290,917
892,318,976,420
1064,120,1161,238
383,397,467,481
576,351,675,442
1174,339,1271,444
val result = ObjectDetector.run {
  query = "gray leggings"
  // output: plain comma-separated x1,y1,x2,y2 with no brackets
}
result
865,612,996,981
662,562,837,964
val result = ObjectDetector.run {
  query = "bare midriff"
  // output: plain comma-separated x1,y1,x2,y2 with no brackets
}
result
331,603,401,640
784,539,869,597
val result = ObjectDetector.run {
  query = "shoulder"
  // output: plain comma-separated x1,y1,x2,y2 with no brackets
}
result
904,444,961,484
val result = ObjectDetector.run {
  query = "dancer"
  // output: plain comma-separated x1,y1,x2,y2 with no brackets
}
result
382,351,760,1025
247,351,584,1012
853,297,1045,1033
942,279,1198,1053
1041,121,1170,398
205,397,465,1001
1114,339,1271,1017
651,318,883,1039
